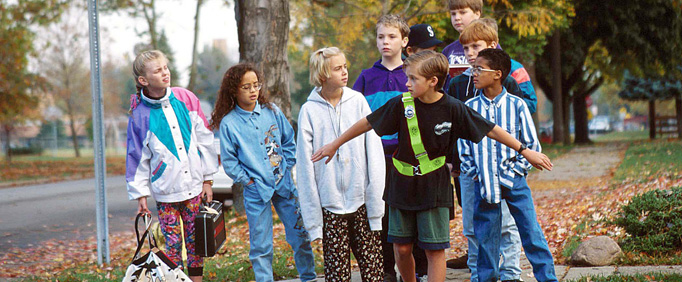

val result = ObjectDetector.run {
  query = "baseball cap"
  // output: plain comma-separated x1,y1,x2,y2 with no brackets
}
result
407,24,443,49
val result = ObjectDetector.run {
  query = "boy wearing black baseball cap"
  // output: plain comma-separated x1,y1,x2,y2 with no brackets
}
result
406,24,444,56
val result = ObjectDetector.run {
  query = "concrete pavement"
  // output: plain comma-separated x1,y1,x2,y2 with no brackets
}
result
278,262,682,281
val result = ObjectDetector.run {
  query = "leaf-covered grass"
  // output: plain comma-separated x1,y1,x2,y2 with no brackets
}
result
562,220,590,259
8,136,682,280
16,208,324,282
0,155,126,184
565,272,682,282
545,139,682,264
561,139,682,266
616,251,682,266
612,139,682,182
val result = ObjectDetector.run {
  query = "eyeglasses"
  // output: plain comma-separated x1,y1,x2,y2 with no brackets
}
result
471,66,498,75
239,82,263,91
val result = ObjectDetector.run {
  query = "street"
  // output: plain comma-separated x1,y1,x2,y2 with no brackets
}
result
0,176,153,253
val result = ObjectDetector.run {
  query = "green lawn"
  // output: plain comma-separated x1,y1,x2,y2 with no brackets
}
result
593,130,650,142
612,138,682,182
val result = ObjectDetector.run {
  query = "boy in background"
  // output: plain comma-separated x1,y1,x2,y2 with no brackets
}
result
442,0,483,65
441,0,537,114
405,23,443,56
478,18,536,114
352,14,409,282
459,48,557,282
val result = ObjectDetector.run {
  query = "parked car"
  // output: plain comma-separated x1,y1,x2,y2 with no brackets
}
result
212,138,234,206
589,116,612,134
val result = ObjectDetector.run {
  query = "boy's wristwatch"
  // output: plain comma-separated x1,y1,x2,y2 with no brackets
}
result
517,144,527,154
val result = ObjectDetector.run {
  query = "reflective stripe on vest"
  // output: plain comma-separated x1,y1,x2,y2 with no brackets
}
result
392,92,446,176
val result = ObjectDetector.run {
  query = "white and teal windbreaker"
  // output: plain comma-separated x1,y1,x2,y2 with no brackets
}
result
125,87,218,203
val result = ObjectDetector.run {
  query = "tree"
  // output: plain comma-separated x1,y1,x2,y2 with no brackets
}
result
186,0,204,92
0,0,66,162
489,0,573,62
536,0,682,144
156,31,182,85
289,0,451,96
39,7,92,157
235,0,293,118
102,0,183,85
618,71,682,139
102,0,160,49
193,45,234,103
287,0,573,117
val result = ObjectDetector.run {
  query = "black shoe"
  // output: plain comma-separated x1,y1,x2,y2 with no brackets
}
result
384,274,397,282
445,253,469,269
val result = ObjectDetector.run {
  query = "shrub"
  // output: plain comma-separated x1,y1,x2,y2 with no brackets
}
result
9,145,43,155
611,186,682,255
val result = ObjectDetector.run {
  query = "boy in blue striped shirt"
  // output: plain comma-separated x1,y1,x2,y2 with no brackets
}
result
458,48,558,282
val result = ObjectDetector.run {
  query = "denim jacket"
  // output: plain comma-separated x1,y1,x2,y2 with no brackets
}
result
218,102,296,202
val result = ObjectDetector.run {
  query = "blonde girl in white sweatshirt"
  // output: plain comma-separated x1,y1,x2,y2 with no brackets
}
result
296,47,386,281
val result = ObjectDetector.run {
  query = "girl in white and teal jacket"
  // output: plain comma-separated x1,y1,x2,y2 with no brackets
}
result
296,47,386,281
126,50,218,280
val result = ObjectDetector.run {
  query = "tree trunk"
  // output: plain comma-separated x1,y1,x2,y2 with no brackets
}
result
68,110,81,158
142,0,158,49
550,33,565,144
233,0,292,213
649,100,656,139
573,95,591,144
187,0,203,92
235,0,292,119
562,93,571,144
675,95,682,139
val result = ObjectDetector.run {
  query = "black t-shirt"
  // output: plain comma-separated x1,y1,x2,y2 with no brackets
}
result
367,93,495,210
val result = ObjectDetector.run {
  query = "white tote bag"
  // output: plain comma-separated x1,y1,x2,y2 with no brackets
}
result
122,213,191,282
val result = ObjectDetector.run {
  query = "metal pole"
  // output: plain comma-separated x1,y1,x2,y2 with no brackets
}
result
87,0,109,265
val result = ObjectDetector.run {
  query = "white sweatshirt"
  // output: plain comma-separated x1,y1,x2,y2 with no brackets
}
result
295,86,386,241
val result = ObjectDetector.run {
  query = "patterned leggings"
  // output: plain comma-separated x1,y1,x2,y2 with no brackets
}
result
322,205,383,282
157,195,203,276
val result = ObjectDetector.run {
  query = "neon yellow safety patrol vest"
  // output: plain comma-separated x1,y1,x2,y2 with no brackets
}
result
392,93,446,176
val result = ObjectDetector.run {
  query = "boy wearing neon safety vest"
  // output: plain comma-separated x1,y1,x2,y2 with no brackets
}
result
311,50,554,282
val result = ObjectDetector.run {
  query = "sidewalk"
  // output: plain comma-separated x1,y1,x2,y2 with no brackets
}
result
279,262,682,281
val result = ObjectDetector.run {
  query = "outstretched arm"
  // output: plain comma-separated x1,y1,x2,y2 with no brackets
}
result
486,126,553,171
311,117,373,164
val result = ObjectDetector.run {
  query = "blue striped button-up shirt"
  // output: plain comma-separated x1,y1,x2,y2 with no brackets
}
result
458,88,540,204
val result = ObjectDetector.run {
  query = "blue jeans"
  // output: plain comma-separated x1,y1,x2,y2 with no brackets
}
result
460,177,522,282
473,174,557,282
244,184,317,282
